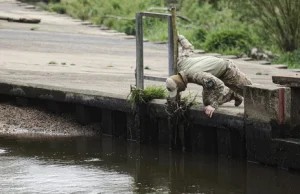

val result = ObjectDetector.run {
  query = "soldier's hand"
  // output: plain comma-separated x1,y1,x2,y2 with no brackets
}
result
204,105,215,118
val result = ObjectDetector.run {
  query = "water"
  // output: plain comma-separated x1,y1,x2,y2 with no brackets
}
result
0,135,300,194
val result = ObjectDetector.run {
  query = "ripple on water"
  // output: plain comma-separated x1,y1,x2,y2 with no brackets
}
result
0,149,6,154
84,158,103,162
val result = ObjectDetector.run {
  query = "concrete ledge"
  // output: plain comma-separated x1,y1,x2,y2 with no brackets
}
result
244,84,291,125
0,80,131,113
273,75,300,87
148,99,244,131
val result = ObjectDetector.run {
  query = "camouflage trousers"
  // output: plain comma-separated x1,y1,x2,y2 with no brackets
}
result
199,60,252,108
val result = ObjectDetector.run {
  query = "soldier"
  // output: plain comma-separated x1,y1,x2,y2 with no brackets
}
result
166,34,252,118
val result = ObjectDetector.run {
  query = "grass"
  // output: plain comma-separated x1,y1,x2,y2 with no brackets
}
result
28,0,298,59
127,85,167,108
48,61,57,64
30,26,39,31
181,91,199,106
272,49,300,68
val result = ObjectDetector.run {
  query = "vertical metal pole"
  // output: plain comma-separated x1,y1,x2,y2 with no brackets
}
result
168,16,175,76
136,13,144,89
171,7,178,75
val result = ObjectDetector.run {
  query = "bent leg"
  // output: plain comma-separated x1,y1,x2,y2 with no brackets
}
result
221,60,253,96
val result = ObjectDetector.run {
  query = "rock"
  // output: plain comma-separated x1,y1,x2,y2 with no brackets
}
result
251,47,258,58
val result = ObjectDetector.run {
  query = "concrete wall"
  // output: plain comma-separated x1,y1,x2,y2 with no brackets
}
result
3,81,300,170
244,84,294,166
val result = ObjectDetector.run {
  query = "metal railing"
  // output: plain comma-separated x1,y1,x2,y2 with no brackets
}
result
135,8,178,89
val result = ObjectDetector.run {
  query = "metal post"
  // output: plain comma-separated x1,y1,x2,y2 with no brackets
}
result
136,13,144,89
168,16,175,76
171,7,178,75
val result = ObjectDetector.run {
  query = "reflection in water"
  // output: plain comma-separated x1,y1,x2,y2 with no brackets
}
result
0,135,299,194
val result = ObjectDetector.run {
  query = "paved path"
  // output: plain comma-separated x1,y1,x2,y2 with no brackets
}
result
0,0,295,114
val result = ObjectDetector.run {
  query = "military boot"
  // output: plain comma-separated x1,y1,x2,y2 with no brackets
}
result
234,94,243,107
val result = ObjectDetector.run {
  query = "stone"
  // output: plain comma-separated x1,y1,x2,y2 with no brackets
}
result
251,47,258,58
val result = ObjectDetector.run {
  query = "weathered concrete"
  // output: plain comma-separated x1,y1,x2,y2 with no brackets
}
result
273,75,300,136
244,84,291,127
244,84,293,164
0,80,131,112
273,75,300,87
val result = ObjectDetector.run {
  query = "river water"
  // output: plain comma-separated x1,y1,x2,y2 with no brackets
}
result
0,135,300,194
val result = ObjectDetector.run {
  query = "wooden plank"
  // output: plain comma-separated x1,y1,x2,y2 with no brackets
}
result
259,61,271,65
272,75,300,87
140,12,171,18
272,64,288,69
0,16,41,23
194,49,206,54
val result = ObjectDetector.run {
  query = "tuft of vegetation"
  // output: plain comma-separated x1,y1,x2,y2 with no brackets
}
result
181,91,199,106
272,49,300,69
48,61,57,64
127,85,167,108
49,3,66,14
144,66,151,70
203,29,253,55
30,26,39,31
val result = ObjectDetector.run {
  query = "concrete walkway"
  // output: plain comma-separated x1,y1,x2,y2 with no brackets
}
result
0,0,295,115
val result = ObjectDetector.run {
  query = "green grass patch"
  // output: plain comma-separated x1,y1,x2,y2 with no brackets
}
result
48,61,57,64
30,26,39,31
272,49,300,68
30,0,295,57
127,85,167,108
181,91,199,106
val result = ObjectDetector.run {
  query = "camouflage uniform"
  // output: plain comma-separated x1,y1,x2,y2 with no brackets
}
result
177,35,252,109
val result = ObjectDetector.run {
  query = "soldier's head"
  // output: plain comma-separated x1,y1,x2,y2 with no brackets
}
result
165,74,186,98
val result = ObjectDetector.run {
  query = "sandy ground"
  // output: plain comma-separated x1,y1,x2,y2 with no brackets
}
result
0,103,101,136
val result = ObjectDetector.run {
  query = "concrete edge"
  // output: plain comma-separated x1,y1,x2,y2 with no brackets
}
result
149,99,244,131
0,80,131,112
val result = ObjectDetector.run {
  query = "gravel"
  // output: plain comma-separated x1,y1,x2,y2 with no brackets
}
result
0,103,102,137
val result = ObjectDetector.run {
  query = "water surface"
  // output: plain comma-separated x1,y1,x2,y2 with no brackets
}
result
0,135,299,194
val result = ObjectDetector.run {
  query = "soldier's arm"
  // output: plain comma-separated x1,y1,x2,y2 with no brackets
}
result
178,35,194,57
192,72,235,118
